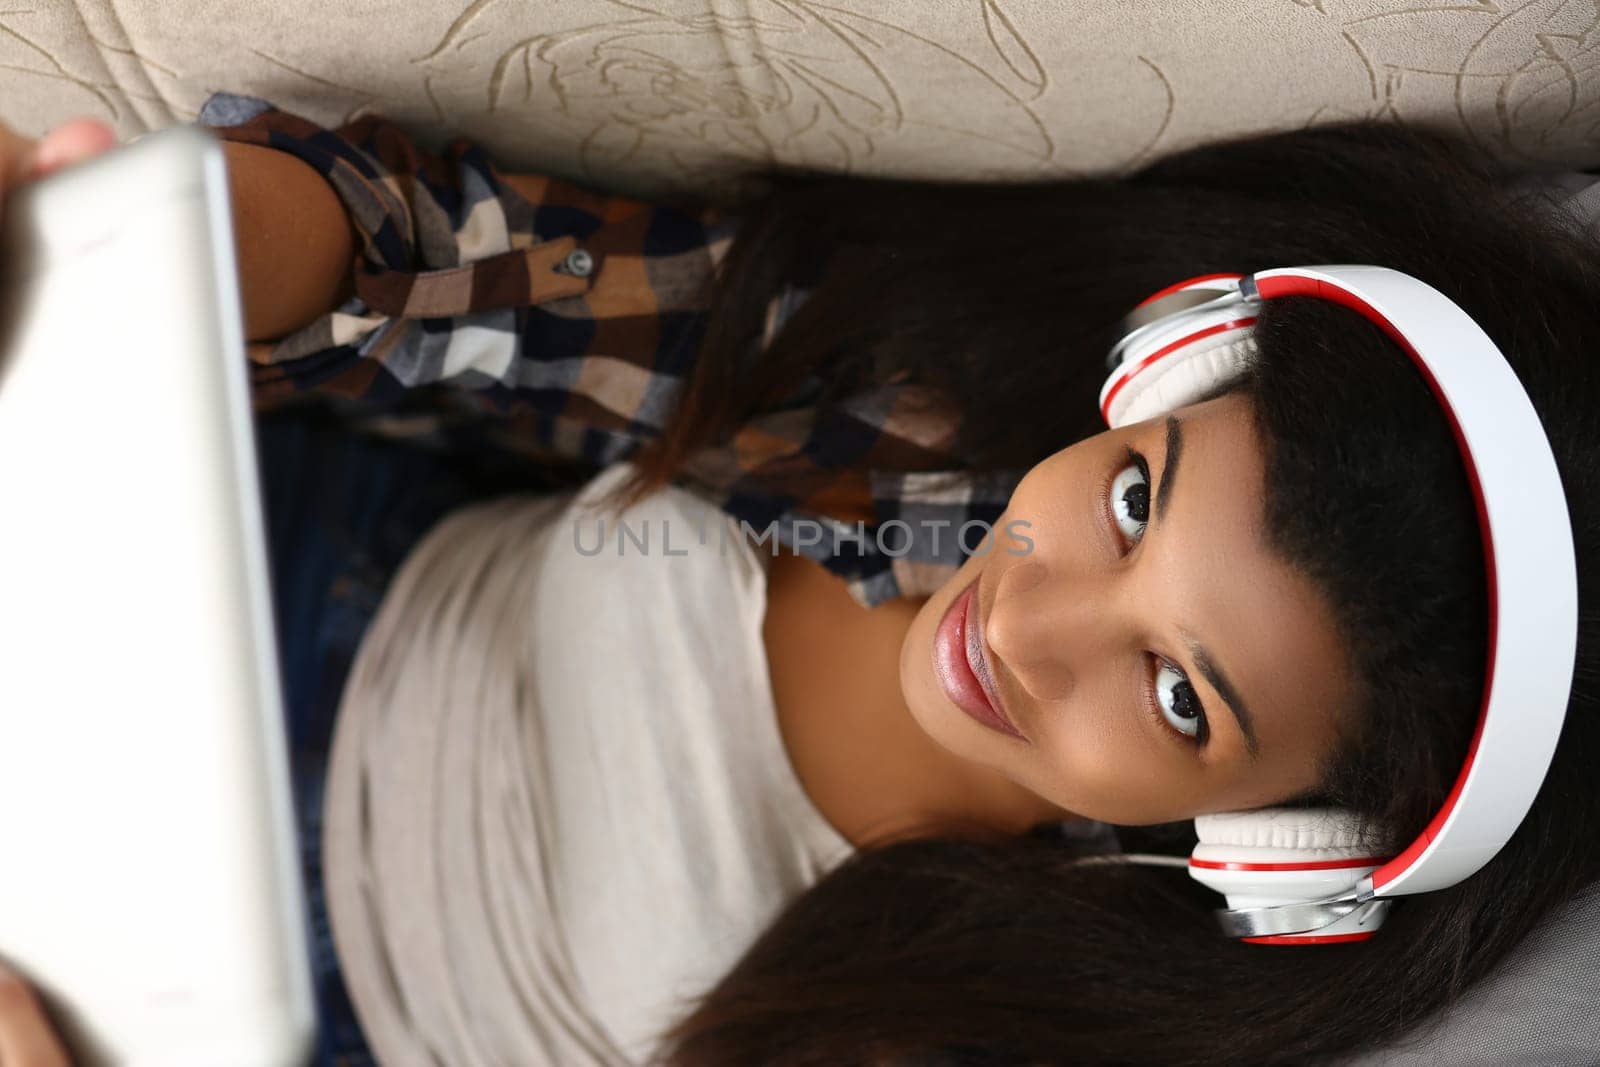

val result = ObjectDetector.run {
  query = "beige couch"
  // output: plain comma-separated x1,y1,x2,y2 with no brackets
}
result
3,1,1598,199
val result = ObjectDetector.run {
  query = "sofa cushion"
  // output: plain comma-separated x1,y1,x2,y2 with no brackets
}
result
2,1,1598,198
1345,887,1600,1065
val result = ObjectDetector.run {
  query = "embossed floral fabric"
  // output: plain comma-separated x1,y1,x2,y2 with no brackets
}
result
7,1,1600,203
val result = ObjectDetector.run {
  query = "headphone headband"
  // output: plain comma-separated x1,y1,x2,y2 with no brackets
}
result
1102,266,1577,927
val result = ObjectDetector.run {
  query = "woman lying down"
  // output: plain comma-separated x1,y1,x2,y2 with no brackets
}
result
0,93,1596,1066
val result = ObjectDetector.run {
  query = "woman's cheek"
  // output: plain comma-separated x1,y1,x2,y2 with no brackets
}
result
1024,688,1200,825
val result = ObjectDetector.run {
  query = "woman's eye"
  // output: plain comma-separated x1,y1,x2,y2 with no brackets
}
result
1154,661,1206,740
1109,460,1151,543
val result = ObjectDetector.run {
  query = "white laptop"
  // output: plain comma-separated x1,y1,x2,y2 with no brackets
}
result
0,125,315,1065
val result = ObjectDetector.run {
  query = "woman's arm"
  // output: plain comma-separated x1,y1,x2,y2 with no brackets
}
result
225,140,549,344
198,92,733,428
225,140,357,343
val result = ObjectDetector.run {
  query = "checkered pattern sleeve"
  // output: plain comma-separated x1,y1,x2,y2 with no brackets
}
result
198,92,1012,607
198,90,734,471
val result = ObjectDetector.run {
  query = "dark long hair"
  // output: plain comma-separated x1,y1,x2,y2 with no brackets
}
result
620,124,1600,1065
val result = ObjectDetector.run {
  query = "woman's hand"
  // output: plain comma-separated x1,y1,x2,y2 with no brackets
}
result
0,963,72,1067
0,114,117,213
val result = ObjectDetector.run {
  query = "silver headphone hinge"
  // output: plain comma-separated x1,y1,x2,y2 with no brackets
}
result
1214,894,1391,938
1105,286,1255,371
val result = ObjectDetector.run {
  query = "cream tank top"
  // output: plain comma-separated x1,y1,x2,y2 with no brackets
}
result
320,461,856,1066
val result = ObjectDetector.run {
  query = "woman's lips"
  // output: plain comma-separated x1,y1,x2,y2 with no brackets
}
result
932,576,1026,741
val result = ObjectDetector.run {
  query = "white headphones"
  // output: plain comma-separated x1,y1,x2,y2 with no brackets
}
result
1101,267,1578,944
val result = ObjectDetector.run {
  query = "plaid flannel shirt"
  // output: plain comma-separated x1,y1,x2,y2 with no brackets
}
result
199,91,1024,608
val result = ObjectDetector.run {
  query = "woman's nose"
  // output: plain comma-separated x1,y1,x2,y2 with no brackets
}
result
982,557,1130,704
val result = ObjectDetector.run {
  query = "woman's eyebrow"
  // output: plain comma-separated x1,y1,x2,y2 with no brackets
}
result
1155,415,1183,521
1185,634,1261,760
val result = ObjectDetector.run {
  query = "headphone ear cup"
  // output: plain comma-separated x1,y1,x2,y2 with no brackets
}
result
1103,331,1257,429
1188,808,1389,913
1194,808,1369,852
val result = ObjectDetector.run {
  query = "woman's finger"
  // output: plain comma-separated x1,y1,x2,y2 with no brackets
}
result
27,118,117,180
0,966,72,1067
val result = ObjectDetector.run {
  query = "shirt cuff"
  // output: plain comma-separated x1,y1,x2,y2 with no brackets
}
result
196,90,600,398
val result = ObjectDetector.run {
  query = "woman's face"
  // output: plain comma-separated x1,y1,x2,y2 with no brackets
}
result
898,392,1356,826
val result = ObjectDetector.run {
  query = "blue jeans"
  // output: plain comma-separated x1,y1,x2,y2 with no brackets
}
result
256,408,505,1066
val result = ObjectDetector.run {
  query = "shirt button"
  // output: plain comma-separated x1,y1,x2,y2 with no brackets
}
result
561,248,594,277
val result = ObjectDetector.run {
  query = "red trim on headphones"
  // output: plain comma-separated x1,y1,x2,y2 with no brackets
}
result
1099,318,1256,424
1188,857,1388,872
1242,932,1377,946
1133,272,1246,309
1253,273,1500,895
